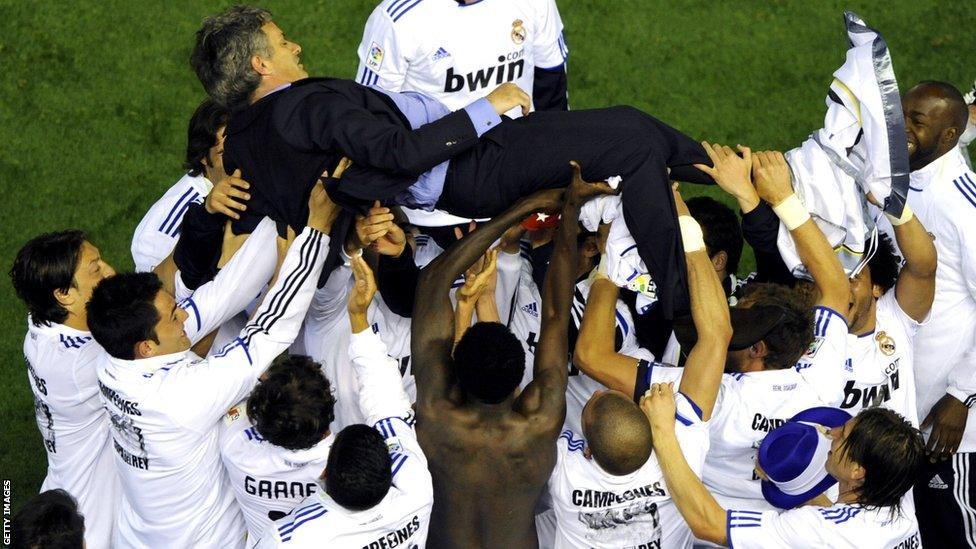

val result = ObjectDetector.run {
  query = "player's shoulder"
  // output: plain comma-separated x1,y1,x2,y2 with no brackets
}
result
557,429,587,455
373,0,439,27
268,496,333,543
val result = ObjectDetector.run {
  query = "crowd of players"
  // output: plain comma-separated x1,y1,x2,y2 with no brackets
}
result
9,2,976,548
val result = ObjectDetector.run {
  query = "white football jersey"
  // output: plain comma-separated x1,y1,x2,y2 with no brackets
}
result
840,290,921,425
726,504,919,548
97,227,328,548
645,307,850,510
507,246,544,389
219,403,334,543
23,320,120,549
302,262,414,431
565,274,641,435
906,147,976,452
549,393,708,549
255,329,433,548
131,172,212,272
356,0,567,115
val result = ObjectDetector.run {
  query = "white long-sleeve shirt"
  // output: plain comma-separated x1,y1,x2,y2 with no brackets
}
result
98,227,328,548
906,146,976,451
23,320,120,549
131,172,212,272
255,329,433,548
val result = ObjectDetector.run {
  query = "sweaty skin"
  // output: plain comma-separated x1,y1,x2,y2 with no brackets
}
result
412,170,604,548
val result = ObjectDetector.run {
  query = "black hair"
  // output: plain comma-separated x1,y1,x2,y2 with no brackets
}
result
453,322,525,404
866,233,901,294
246,355,336,451
10,231,87,327
325,424,392,511
184,98,229,177
841,407,925,514
11,489,85,549
687,196,744,275
86,272,163,360
913,80,970,131
738,283,814,370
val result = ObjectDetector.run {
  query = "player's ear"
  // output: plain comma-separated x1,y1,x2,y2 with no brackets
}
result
53,286,75,309
940,125,959,146
135,339,155,360
750,340,768,359
710,250,727,273
871,284,883,299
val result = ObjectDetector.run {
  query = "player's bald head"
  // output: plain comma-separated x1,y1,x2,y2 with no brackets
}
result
582,390,652,476
903,81,968,170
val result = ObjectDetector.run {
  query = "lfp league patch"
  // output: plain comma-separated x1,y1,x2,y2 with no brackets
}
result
367,42,384,71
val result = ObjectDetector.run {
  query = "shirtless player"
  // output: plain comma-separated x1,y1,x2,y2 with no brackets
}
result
412,164,612,548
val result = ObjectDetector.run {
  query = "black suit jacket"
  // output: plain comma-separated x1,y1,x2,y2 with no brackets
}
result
223,77,481,234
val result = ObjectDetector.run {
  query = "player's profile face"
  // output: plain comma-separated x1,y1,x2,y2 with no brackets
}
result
149,289,191,356
260,22,307,83
72,241,116,306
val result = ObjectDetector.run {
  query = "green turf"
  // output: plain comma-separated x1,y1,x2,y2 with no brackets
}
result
0,0,972,512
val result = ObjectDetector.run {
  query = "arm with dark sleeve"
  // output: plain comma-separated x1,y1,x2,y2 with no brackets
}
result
412,196,549,412
741,200,794,285
280,91,488,177
173,202,224,290
533,66,568,111
376,243,420,318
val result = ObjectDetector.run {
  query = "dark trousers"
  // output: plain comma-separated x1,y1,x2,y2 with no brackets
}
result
437,106,712,316
914,452,976,548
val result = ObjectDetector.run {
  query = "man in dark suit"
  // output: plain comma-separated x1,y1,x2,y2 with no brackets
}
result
190,5,713,317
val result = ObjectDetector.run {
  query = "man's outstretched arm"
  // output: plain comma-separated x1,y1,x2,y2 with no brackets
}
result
412,188,562,413
520,164,614,424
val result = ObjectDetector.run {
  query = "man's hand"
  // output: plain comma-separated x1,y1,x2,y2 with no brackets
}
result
306,172,341,233
640,382,678,435
921,394,969,462
565,161,616,206
672,183,691,217
457,248,498,307
205,169,251,220
752,151,794,207
486,82,531,117
693,142,759,211
348,255,377,329
352,201,406,257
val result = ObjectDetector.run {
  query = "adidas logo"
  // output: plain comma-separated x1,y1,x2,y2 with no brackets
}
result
928,474,948,490
520,302,539,317
433,47,451,61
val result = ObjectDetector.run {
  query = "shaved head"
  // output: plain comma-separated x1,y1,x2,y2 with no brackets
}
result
581,391,653,476
903,81,969,170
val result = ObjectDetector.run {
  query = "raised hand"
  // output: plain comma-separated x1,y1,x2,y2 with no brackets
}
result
348,255,378,318
486,82,531,116
694,142,759,211
307,171,341,233
672,182,690,217
639,382,678,434
354,201,406,257
751,150,794,207
205,168,251,220
565,161,616,206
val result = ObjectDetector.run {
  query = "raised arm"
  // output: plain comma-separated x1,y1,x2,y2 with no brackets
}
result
752,150,849,314
672,188,732,421
641,383,729,545
888,204,937,322
573,276,641,396
412,188,562,411
519,163,614,422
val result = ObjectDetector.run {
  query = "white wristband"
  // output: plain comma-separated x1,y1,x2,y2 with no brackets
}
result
679,216,706,253
885,204,914,226
772,194,810,231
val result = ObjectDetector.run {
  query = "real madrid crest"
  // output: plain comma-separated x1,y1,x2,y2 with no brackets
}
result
511,19,526,44
875,331,896,356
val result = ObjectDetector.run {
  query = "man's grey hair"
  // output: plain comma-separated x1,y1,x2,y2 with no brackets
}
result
190,6,273,112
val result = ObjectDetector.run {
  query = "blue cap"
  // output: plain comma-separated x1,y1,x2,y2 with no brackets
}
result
759,407,852,509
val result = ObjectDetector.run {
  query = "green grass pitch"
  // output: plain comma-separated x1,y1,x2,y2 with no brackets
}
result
0,0,972,512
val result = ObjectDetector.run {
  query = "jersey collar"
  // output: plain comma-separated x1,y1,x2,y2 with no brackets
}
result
107,350,192,379
909,147,966,192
